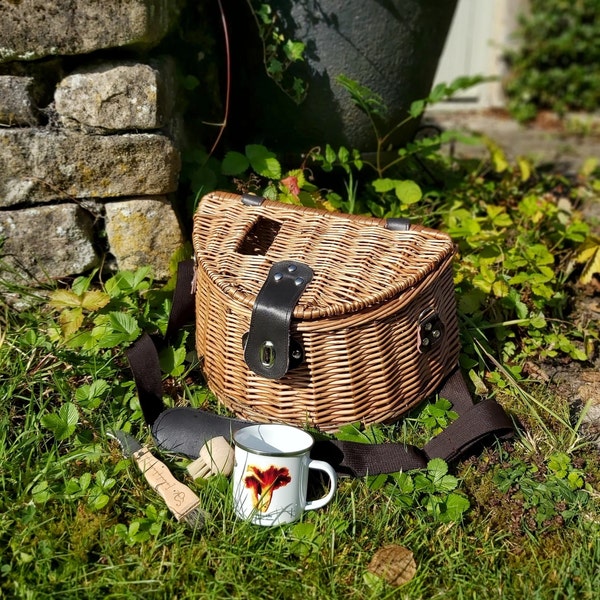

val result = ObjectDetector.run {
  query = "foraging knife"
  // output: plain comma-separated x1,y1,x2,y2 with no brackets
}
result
109,429,207,529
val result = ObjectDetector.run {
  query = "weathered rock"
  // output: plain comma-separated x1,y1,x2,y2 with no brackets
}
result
0,58,64,123
104,196,184,280
0,203,99,284
0,129,180,207
0,76,41,125
55,61,175,133
0,0,178,63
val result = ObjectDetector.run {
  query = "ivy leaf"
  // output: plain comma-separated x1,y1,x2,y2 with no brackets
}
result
266,58,283,76
283,39,305,62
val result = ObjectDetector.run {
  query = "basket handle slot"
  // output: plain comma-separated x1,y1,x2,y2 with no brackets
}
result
235,216,282,256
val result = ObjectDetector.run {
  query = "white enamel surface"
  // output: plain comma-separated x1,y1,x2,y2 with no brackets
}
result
233,424,313,455
232,424,337,526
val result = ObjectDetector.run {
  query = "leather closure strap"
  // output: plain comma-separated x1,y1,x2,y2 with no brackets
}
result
126,260,514,477
243,260,313,379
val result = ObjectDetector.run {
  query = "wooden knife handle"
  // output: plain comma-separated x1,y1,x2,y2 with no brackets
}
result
132,447,200,521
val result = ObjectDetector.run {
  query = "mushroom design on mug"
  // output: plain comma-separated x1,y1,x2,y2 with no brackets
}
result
244,465,291,512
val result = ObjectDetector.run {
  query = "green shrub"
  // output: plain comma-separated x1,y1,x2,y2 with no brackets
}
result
504,0,600,122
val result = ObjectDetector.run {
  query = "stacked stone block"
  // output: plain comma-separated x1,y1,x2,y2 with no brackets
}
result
0,0,185,295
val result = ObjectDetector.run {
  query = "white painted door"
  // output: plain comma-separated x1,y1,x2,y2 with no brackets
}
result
433,0,526,108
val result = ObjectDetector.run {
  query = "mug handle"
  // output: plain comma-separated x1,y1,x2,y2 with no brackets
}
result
305,459,337,511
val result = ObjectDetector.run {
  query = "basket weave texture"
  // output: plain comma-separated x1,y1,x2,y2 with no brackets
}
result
192,191,461,431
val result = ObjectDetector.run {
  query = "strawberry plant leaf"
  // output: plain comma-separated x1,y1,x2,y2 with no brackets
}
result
41,402,79,441
59,307,84,338
246,144,281,179
109,312,140,338
49,289,83,309
80,290,110,311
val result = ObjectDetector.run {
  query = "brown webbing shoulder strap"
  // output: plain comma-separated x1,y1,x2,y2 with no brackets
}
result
125,261,513,477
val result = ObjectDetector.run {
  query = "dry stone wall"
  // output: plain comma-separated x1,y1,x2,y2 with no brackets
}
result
0,0,185,298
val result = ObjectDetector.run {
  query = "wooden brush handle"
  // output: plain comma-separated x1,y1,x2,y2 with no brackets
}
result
132,448,200,521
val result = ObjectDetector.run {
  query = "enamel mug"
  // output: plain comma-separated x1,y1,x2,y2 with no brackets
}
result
232,424,337,526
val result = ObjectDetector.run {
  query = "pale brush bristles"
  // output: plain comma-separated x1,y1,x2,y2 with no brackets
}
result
180,505,208,530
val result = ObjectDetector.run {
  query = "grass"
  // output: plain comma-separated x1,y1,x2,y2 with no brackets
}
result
1,271,599,600
1,152,600,598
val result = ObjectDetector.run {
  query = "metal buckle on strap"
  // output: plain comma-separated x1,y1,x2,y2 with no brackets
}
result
243,260,313,379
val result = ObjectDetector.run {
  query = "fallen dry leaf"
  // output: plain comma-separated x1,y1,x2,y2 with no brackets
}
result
367,544,417,587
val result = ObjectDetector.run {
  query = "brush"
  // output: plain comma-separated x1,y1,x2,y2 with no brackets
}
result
109,429,207,530
186,436,234,480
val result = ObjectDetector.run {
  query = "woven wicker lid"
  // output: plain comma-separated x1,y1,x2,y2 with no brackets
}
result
193,192,455,320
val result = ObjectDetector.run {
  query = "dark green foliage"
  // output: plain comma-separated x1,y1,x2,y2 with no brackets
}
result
505,0,600,121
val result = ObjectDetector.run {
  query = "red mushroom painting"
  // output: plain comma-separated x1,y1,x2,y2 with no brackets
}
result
244,465,292,512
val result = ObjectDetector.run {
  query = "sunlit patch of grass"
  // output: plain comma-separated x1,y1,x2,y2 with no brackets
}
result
1,152,599,597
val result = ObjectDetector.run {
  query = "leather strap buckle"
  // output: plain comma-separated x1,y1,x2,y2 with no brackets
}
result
243,260,313,379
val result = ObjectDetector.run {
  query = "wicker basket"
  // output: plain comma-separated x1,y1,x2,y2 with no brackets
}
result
192,191,461,432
